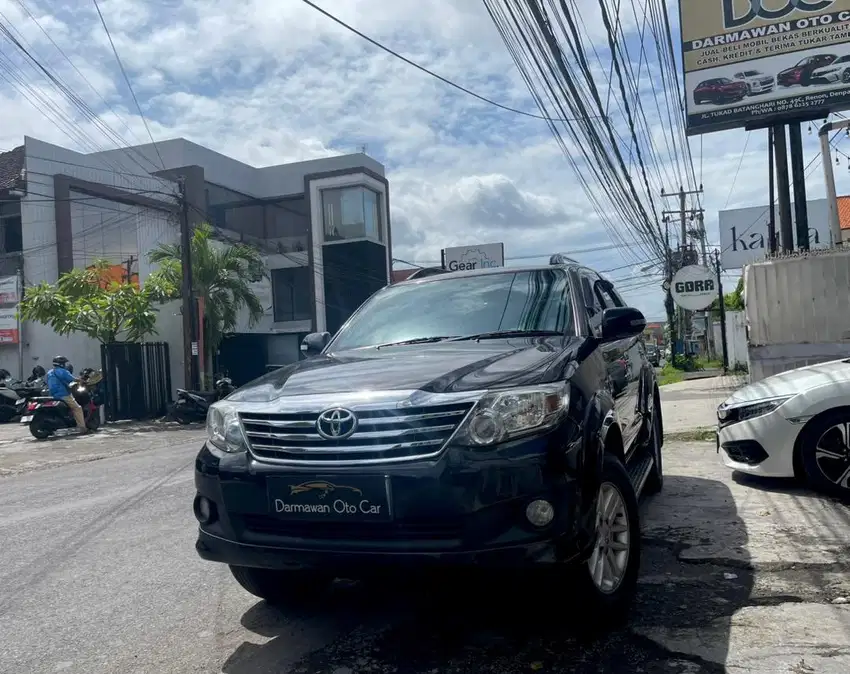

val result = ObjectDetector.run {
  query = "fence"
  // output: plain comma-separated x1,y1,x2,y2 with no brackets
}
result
100,342,172,421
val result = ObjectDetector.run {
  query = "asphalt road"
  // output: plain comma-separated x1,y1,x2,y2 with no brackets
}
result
1,427,850,673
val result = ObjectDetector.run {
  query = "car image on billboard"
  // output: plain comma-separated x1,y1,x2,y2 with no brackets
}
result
680,0,850,135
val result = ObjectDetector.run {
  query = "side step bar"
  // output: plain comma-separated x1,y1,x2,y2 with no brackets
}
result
627,450,654,497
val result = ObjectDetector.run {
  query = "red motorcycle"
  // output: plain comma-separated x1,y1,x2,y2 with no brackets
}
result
22,369,104,439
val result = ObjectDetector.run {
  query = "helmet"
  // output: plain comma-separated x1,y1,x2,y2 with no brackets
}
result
66,363,74,374
32,366,45,378
52,356,69,369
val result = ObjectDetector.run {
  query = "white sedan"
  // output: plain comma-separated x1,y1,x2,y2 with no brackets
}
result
716,359,850,496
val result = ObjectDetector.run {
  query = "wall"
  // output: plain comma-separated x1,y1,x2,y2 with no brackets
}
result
323,240,387,335
21,137,185,390
712,311,747,370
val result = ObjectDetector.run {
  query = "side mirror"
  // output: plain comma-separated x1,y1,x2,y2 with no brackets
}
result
600,307,646,342
300,331,330,356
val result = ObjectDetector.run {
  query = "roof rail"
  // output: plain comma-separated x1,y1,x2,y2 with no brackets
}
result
549,253,579,266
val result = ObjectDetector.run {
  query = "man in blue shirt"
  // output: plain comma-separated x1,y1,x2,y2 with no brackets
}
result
47,356,88,432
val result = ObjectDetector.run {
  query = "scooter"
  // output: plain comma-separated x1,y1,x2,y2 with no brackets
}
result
23,369,104,439
168,377,235,424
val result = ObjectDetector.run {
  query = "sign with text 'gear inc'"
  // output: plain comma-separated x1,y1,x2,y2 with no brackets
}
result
680,0,850,135
442,243,505,272
671,265,717,311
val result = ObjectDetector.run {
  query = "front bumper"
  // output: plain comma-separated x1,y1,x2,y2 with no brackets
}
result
717,410,801,478
193,429,590,572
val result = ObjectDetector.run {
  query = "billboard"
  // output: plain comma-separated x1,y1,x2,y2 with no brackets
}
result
0,308,18,344
443,243,505,272
681,0,850,135
718,197,832,269
0,276,19,305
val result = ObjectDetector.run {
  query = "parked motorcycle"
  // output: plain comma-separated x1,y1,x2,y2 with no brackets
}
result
168,377,235,424
23,368,104,439
0,375,47,423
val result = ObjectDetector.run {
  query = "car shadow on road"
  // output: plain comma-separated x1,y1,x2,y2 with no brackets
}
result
221,476,750,674
732,471,850,506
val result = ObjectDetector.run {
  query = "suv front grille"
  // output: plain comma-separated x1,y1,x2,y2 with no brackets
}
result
240,402,474,465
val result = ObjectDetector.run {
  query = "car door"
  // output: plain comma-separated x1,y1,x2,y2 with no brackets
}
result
593,278,643,451
579,271,633,441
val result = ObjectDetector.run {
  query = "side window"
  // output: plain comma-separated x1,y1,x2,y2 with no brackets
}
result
581,274,604,319
595,282,624,310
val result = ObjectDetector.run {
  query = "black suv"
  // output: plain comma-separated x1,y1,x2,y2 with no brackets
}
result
193,255,664,623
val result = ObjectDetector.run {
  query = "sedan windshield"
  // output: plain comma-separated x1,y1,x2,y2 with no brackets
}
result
329,269,574,350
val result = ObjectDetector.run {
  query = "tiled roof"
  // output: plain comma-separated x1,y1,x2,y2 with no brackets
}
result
0,146,24,191
838,195,850,230
391,269,417,283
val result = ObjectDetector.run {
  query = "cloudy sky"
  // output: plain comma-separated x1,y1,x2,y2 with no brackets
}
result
2,0,850,321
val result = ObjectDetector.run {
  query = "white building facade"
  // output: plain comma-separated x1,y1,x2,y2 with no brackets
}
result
0,136,392,391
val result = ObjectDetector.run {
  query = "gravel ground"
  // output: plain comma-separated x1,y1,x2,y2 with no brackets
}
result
0,415,848,673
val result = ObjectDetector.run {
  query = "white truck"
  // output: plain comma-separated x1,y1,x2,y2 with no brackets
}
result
744,248,850,382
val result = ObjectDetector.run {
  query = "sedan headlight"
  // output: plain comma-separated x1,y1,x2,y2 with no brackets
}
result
206,403,247,453
717,396,793,426
454,385,568,448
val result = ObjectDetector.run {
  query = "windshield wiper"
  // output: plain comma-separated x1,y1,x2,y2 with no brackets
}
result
374,336,458,349
451,330,563,341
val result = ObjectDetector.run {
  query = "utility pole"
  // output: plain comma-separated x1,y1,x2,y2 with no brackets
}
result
123,255,135,284
713,250,729,373
819,119,849,247
16,259,23,381
178,177,197,391
661,184,704,358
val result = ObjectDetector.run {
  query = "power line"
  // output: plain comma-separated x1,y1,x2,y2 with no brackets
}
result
91,0,165,169
298,0,597,123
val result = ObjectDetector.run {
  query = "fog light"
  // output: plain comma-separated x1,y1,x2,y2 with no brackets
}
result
525,499,554,527
193,495,217,525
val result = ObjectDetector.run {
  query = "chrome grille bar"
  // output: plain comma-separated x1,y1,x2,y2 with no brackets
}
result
240,401,474,466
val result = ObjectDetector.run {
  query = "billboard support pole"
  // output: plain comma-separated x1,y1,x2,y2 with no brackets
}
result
713,250,728,373
767,127,777,255
773,125,794,253
819,119,848,247
789,122,810,251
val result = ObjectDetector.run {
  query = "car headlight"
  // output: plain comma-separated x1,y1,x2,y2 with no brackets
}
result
717,396,793,426
454,385,568,448
206,403,247,453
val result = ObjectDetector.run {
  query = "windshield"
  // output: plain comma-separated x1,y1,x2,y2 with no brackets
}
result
743,71,759,76
329,269,574,350
836,56,850,64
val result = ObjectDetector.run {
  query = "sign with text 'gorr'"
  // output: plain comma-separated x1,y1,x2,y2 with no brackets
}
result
718,199,831,269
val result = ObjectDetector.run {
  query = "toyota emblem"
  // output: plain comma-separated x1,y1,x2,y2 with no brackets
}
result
316,407,358,440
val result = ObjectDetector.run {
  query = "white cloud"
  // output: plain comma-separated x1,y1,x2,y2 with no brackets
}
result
1,0,848,321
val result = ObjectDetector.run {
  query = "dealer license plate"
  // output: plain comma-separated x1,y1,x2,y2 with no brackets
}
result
20,415,32,423
267,475,392,522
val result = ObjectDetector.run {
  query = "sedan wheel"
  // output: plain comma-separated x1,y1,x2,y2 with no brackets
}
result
843,70,850,84
800,410,850,496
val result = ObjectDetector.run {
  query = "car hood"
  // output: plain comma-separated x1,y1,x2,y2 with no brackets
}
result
723,359,850,405
227,337,586,403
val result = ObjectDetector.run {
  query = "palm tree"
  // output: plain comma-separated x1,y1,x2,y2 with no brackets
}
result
148,224,267,383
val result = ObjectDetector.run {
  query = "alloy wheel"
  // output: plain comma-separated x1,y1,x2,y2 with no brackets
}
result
814,422,850,490
587,483,631,594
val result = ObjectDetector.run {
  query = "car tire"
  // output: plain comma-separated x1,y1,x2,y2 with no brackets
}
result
229,565,334,606
86,412,101,432
745,84,752,96
570,454,641,630
801,73,811,86
644,404,664,495
799,409,850,497
29,417,51,440
843,70,850,84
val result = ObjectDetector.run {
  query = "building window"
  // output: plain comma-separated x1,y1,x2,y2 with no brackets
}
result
0,200,21,254
321,186,382,243
272,266,312,322
266,200,309,253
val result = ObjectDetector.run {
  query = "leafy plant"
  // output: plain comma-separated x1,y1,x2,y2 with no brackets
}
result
147,223,267,367
19,260,175,343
